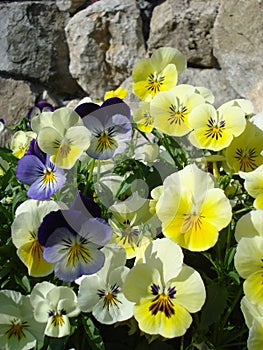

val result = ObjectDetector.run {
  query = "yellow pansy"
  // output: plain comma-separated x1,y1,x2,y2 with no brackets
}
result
37,107,91,169
133,101,154,132
11,130,36,158
150,84,206,136
156,164,232,251
11,199,60,277
239,164,263,209
132,47,186,101
104,86,128,100
188,102,246,151
123,238,206,338
225,121,263,173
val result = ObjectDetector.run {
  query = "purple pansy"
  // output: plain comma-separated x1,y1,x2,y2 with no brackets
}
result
27,101,55,120
0,118,6,133
16,139,66,200
75,98,132,160
38,194,112,282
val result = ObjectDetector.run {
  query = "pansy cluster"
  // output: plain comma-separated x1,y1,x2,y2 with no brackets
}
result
0,47,263,350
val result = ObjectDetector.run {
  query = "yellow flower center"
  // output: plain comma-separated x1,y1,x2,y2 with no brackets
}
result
59,143,71,157
49,309,66,327
5,320,26,340
43,168,55,184
234,147,257,171
205,117,226,140
146,73,165,94
168,103,188,125
143,113,154,127
149,284,176,318
98,284,121,310
96,128,116,153
67,243,90,266
51,314,65,327
182,213,204,233
118,220,139,246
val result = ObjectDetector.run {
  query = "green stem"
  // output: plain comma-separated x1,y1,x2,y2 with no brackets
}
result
226,223,232,256
96,160,101,183
87,159,96,184
180,335,184,350
234,206,254,215
221,286,243,329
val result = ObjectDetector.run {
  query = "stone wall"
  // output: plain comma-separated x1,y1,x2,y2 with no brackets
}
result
0,0,262,145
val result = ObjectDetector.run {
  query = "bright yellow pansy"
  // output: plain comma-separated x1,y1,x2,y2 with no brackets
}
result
156,164,232,251
150,84,206,137
132,47,186,101
123,238,206,338
188,102,246,151
104,86,128,100
225,121,263,173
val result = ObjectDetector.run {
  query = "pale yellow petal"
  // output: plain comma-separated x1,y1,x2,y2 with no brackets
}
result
234,236,263,279
17,242,54,277
244,271,263,307
133,298,192,338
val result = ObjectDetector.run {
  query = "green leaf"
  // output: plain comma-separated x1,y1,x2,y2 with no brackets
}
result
83,316,105,350
200,282,228,328
0,147,18,164
46,336,70,350
21,275,31,293
227,271,240,285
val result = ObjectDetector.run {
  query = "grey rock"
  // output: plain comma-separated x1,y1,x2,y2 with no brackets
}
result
213,0,263,100
0,77,37,146
148,0,220,67
179,68,239,108
0,1,80,95
65,0,146,99
56,0,87,14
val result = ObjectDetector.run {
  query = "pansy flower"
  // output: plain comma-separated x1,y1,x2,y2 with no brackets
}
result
250,110,263,132
76,97,132,160
0,118,6,133
156,164,232,251
224,121,263,173
38,205,112,282
16,139,66,200
0,290,45,350
104,86,128,100
239,164,263,209
234,210,263,306
11,130,37,159
35,107,91,169
133,101,154,133
188,102,246,151
132,47,186,101
11,199,60,277
30,282,80,338
241,296,263,350
27,101,55,120
108,192,160,260
77,244,134,324
218,98,254,117
150,84,207,137
123,238,206,338
0,156,9,176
